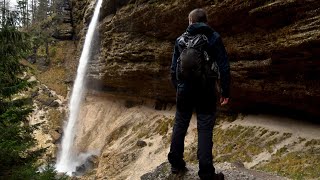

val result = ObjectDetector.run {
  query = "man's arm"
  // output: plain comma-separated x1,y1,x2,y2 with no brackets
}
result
212,32,230,104
170,39,180,90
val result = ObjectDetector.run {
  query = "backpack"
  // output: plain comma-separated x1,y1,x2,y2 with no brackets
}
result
176,32,220,82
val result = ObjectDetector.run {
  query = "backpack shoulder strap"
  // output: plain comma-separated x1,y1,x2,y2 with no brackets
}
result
177,32,190,52
178,32,189,45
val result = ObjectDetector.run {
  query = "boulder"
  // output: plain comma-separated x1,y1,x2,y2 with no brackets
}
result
136,140,147,148
50,130,61,143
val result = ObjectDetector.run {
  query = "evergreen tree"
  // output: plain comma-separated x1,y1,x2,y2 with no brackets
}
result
0,0,9,26
31,0,38,24
17,0,29,28
36,0,48,21
0,19,62,179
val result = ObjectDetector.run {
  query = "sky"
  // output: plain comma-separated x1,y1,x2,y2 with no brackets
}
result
7,0,18,9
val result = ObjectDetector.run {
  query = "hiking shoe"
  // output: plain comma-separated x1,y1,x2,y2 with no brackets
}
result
199,172,224,180
171,166,188,174
214,172,224,180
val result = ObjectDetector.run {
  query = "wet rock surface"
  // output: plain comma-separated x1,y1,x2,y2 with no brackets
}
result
74,155,98,176
70,0,320,117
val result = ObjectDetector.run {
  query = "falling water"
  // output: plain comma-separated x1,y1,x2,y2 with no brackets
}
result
55,0,103,175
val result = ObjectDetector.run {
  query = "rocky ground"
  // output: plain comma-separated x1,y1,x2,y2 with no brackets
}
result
72,94,320,180
141,162,287,180
28,81,68,163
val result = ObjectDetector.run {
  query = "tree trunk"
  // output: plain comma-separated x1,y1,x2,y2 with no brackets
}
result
45,40,49,62
26,0,28,28
2,0,6,24
31,0,34,23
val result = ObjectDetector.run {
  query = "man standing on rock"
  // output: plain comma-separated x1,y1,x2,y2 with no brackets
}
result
168,8,230,180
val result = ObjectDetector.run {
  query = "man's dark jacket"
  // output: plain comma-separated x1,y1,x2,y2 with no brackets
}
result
170,23,230,98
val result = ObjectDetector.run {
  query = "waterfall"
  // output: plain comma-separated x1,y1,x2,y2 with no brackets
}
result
55,0,103,175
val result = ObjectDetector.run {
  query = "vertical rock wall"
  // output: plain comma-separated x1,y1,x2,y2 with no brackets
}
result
71,0,320,117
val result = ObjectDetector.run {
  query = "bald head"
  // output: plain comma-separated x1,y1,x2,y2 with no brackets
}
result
188,8,207,24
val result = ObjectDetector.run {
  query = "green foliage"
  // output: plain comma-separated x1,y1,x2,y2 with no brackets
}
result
0,24,60,178
212,125,292,163
9,164,68,180
258,149,320,179
0,26,31,98
16,0,29,27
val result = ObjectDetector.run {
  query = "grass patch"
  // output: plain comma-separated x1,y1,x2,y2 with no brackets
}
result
214,125,320,179
47,108,64,130
216,111,239,123
133,116,174,139
107,123,132,144
132,121,152,139
137,128,150,139
213,126,292,164
305,139,320,147
184,143,198,164
34,41,76,97
36,67,67,96
155,117,174,136
257,148,320,179
37,45,47,57
275,147,288,157
259,128,268,136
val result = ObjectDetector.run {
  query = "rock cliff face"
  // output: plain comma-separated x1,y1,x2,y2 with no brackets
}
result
71,0,320,116
52,0,74,40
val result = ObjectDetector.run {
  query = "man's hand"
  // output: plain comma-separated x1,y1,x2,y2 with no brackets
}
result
220,97,229,106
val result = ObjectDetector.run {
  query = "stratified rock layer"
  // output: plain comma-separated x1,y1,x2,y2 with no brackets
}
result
72,0,320,117
52,1,74,40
